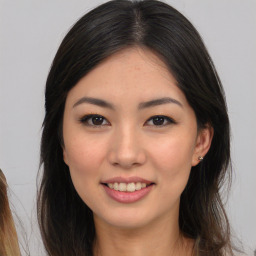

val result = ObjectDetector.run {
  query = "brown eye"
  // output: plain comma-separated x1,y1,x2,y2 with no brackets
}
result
145,115,176,127
79,115,110,127
152,116,165,125
91,116,104,125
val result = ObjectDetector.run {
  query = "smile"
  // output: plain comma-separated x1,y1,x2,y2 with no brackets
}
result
101,177,155,203
106,182,149,192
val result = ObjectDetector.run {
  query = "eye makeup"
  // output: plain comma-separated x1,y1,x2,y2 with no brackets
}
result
78,114,177,128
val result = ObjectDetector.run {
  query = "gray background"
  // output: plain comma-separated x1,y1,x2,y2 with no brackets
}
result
0,0,255,255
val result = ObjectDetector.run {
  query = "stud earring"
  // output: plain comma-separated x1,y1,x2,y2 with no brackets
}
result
198,156,204,161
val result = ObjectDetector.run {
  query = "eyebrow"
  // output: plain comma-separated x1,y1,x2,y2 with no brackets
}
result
138,97,183,109
73,97,114,109
73,96,183,109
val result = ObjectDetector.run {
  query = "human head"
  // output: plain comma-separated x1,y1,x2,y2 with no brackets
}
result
38,1,231,255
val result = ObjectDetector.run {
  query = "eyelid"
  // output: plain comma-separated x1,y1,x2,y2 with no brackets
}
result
79,114,110,127
144,115,176,127
78,114,176,128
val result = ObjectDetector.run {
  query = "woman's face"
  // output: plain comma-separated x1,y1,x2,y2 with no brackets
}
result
63,48,211,229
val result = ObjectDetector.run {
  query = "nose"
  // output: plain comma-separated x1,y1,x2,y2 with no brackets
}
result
107,126,146,169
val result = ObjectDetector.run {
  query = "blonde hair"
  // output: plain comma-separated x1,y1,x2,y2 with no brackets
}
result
0,169,21,256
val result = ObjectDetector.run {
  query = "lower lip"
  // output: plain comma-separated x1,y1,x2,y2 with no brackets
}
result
102,184,154,203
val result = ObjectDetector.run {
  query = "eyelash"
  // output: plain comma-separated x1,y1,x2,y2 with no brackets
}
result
79,114,176,128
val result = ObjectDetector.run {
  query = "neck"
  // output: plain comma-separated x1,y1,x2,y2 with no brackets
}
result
93,213,193,256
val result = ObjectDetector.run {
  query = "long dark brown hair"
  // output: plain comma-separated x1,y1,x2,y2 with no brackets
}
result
38,1,234,255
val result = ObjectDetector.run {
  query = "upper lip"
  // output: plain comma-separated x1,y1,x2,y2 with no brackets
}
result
101,176,154,184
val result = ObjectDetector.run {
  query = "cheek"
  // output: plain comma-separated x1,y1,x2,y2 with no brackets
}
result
150,134,195,171
64,137,107,206
64,135,107,173
148,133,196,195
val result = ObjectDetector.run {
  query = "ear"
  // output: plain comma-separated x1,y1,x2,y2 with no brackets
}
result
192,124,214,166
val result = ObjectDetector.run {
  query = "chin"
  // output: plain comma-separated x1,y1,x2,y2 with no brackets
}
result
94,208,156,230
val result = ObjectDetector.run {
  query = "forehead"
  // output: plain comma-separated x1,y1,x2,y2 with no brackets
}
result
66,47,188,107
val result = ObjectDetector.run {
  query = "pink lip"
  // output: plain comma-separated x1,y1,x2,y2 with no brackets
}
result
102,184,154,203
102,176,153,184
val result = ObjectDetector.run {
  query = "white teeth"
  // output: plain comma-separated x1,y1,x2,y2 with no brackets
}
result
107,182,148,192
135,182,142,190
114,182,119,190
127,183,136,192
119,183,127,191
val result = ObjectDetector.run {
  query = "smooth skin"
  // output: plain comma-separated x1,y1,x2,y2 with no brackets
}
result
62,47,213,256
